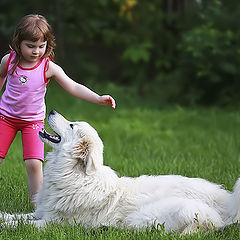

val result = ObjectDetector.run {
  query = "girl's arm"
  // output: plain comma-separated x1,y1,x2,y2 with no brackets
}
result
46,61,116,109
0,54,9,91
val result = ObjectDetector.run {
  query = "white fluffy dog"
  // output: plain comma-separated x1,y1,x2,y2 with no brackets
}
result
1,110,240,233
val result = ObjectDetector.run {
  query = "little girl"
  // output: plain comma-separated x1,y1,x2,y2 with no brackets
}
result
0,14,116,206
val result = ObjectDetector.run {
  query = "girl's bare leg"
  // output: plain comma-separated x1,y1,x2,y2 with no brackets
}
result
25,159,43,207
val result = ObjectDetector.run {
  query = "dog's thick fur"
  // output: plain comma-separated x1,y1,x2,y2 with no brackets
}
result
1,110,240,233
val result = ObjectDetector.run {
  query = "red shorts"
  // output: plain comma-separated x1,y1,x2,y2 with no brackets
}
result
0,114,44,161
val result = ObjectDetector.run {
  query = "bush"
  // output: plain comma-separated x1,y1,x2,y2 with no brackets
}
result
1,0,240,106
176,0,240,105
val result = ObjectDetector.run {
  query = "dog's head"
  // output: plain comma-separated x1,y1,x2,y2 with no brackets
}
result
39,110,104,175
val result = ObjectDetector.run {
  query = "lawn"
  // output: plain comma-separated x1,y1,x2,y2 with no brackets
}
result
0,82,240,239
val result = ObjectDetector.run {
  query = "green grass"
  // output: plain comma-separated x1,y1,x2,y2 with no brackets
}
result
0,82,240,239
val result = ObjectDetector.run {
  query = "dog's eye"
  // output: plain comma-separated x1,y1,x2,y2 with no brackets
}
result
70,124,74,129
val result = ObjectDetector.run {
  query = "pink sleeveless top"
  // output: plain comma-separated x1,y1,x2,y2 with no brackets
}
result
0,51,49,121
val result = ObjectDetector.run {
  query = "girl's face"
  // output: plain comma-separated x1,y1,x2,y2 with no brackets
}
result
20,39,47,64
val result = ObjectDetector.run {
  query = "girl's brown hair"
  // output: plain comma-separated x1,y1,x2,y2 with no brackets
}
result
10,14,56,73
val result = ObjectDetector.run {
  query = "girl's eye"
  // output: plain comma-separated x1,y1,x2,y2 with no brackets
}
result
70,124,74,129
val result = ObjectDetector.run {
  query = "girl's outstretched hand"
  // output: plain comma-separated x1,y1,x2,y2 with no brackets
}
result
99,95,116,109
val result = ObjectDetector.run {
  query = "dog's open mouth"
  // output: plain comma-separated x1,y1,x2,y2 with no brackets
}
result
39,129,61,143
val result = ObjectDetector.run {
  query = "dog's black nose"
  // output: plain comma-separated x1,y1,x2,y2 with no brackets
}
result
49,110,56,115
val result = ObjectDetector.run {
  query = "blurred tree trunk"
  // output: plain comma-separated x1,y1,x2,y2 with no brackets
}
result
0,33,9,56
163,0,199,12
55,0,65,63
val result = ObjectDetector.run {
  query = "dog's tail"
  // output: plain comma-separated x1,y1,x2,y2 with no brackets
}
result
228,178,240,223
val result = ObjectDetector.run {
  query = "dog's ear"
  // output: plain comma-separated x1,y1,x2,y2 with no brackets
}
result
85,141,103,175
85,155,96,175
77,141,89,163
72,140,89,167
73,139,103,175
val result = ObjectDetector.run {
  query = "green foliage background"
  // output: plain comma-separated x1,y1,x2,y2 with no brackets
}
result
1,0,240,106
